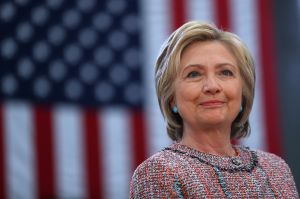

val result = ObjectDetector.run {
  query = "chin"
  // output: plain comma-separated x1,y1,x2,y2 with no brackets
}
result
198,116,228,126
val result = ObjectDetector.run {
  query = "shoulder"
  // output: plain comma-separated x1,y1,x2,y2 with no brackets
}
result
250,149,299,196
130,147,193,188
252,148,295,181
132,149,181,178
254,149,289,168
130,149,186,198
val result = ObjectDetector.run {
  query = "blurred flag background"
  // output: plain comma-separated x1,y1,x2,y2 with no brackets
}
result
0,0,299,198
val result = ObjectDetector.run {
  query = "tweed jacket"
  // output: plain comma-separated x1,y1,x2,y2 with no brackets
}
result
130,143,299,198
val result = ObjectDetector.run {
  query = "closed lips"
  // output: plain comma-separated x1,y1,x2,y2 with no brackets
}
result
200,100,225,106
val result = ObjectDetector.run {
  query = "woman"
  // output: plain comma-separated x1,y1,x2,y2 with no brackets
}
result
130,21,299,198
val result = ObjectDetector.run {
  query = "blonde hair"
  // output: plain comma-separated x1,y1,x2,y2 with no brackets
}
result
155,21,255,141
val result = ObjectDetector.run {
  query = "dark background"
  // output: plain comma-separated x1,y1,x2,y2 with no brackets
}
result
274,0,300,192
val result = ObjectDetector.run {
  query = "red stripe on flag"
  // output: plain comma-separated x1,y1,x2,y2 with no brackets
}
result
131,111,146,168
0,105,6,199
257,0,282,155
171,0,187,29
215,0,231,30
34,106,56,198
83,109,104,199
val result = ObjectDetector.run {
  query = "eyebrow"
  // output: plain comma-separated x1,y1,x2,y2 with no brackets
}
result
183,63,238,71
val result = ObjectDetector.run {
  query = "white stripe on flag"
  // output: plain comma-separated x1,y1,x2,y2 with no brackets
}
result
53,105,86,198
141,0,172,156
100,108,132,198
230,0,266,150
187,0,215,22
4,102,36,199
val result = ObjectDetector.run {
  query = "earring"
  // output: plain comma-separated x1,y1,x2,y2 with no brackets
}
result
172,105,178,113
240,106,243,113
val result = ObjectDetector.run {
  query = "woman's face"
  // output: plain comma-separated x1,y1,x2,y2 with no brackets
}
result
173,41,242,131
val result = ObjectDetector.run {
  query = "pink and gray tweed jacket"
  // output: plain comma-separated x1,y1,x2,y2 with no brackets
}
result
130,143,299,198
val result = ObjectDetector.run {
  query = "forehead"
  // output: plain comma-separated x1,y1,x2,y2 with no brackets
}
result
177,41,238,72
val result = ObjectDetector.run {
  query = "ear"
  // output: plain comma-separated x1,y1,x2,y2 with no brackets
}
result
170,97,176,109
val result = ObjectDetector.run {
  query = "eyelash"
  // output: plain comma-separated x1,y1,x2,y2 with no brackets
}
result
186,69,234,78
220,70,233,76
187,71,201,78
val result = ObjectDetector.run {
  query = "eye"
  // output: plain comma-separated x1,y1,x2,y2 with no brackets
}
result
220,70,233,76
187,71,201,78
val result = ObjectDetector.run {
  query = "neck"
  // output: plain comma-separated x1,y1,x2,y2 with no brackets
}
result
180,125,237,156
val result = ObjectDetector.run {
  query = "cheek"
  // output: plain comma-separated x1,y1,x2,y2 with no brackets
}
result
234,84,243,98
230,83,243,103
175,83,200,102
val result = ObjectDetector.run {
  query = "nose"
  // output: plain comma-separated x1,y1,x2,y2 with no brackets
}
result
202,75,222,94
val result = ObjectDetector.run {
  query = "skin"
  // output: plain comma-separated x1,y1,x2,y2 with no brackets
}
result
172,41,243,156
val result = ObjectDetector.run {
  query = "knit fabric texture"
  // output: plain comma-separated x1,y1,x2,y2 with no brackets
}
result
130,143,299,198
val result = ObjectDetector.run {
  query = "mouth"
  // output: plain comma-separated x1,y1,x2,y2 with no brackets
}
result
199,100,225,108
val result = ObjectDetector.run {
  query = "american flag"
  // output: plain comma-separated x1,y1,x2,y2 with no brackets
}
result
0,0,282,198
